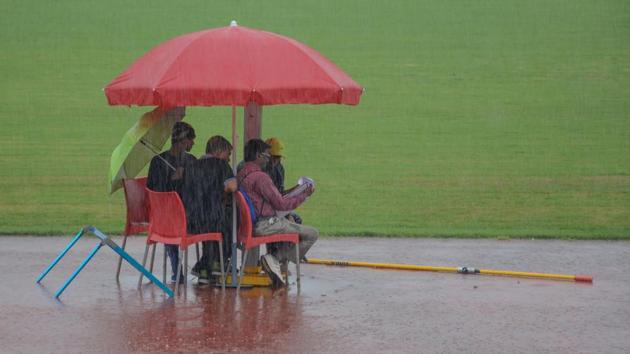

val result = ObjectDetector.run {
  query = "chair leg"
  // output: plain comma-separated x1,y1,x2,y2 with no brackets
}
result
137,243,150,289
284,260,289,288
296,243,301,292
115,235,128,281
175,248,182,296
184,248,188,287
237,248,248,291
162,245,167,284
218,241,225,290
225,257,231,278
148,244,156,284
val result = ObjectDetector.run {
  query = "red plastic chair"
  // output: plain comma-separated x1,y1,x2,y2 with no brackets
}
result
140,189,225,294
116,177,150,280
234,191,300,290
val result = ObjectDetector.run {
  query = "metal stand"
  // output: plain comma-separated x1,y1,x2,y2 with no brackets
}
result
36,225,173,298
225,103,265,289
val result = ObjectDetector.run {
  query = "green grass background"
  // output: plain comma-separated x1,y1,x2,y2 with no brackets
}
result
1,0,629,238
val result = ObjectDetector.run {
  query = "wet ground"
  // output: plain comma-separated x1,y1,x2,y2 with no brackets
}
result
1,236,629,353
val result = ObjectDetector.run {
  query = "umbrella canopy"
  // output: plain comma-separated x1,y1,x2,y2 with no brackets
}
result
108,107,183,193
104,22,362,108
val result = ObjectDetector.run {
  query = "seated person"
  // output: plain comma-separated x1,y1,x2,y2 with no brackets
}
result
182,136,237,284
264,137,305,263
147,121,196,283
237,139,318,287
265,137,302,224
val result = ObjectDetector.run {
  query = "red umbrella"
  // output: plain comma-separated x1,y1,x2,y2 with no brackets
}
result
105,21,362,108
105,21,362,287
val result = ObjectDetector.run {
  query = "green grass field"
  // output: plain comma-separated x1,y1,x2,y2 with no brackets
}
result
1,0,629,238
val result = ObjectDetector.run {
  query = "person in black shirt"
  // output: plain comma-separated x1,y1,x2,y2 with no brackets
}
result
147,121,197,283
183,136,237,283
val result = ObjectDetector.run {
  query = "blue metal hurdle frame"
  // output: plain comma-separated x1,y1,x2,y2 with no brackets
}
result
36,225,173,298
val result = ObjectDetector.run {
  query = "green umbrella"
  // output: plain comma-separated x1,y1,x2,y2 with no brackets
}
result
108,107,184,194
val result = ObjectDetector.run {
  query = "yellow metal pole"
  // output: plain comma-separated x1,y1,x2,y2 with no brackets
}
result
306,258,593,283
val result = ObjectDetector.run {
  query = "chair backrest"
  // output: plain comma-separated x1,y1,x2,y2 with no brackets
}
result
146,189,188,239
234,191,253,246
123,177,149,236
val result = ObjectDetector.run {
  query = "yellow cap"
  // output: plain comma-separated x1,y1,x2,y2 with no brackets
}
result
265,137,285,157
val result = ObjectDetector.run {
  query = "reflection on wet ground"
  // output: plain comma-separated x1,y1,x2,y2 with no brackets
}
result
118,286,303,353
1,236,630,353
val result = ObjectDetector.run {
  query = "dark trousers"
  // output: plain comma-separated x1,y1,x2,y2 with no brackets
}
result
191,214,232,274
165,244,179,280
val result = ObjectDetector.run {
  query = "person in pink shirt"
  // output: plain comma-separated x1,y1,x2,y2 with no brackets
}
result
236,139,318,286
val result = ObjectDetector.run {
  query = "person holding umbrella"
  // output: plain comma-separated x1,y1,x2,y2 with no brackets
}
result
147,121,197,283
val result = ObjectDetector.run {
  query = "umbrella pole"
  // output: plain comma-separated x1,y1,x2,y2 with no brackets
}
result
230,105,239,286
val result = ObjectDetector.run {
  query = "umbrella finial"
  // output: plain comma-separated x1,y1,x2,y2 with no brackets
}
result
230,20,238,27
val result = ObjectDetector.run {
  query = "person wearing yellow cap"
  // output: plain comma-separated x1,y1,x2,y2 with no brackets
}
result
265,137,302,224
263,137,307,268
265,137,286,191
